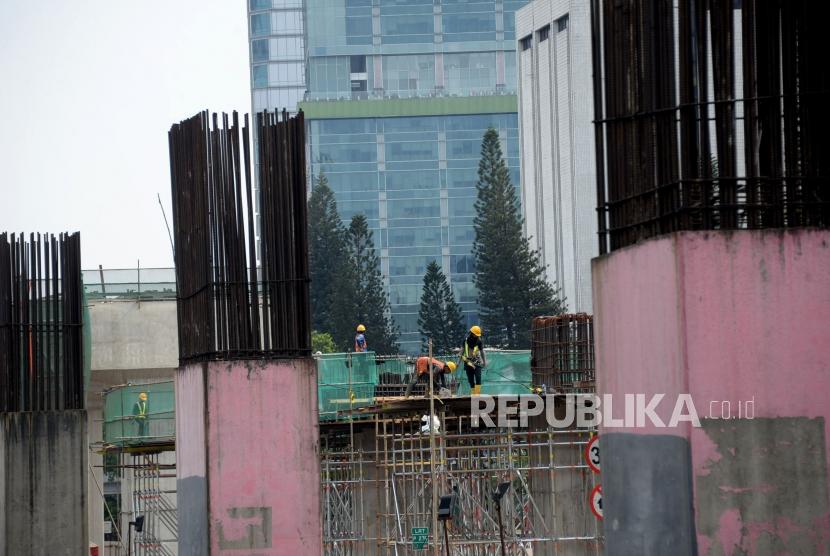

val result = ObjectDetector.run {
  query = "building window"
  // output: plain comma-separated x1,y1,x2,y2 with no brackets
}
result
251,13,271,37
383,54,435,95
558,15,569,32
253,65,268,88
443,52,497,95
250,0,271,10
538,25,550,42
520,35,532,51
350,55,367,73
252,39,269,63
381,14,434,44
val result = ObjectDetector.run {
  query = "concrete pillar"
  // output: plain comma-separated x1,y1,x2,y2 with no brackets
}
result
592,230,830,555
87,401,105,552
1,410,89,555
176,359,321,555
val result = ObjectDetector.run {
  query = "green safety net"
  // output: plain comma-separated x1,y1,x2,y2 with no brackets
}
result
103,381,176,446
316,350,532,420
317,352,379,421
451,350,532,396
99,352,533,434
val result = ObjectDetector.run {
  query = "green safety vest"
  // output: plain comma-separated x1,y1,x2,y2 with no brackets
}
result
462,342,480,366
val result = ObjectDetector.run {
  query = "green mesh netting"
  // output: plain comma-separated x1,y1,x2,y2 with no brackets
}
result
103,381,175,446
316,350,532,420
317,352,379,421
451,350,532,396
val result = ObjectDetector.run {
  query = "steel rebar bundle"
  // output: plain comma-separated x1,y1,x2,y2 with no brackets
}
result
591,0,830,253
0,232,83,412
168,110,310,363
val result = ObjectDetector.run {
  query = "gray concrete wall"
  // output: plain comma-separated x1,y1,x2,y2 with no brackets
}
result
89,299,177,372
86,299,178,554
1,411,88,556
603,433,697,556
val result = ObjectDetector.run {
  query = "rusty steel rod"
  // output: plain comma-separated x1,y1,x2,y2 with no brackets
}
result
0,232,83,412
591,0,829,252
168,110,311,364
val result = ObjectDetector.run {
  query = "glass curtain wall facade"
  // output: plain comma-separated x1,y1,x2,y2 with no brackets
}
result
249,0,307,114
249,0,307,258
301,0,527,354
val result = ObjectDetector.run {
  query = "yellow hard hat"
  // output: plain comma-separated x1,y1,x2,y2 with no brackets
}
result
357,324,366,332
139,392,148,401
470,325,482,337
446,361,457,372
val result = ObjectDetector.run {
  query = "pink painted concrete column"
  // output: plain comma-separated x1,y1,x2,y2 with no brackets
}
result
177,359,321,555
593,230,830,555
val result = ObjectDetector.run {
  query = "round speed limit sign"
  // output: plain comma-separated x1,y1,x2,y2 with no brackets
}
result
589,484,603,520
585,435,600,474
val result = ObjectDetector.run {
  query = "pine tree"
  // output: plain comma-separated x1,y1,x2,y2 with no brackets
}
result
473,128,565,349
345,214,399,354
307,172,351,342
418,261,466,355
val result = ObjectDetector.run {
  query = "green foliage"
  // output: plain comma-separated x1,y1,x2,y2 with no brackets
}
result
418,260,466,354
308,172,349,334
472,128,565,349
344,214,399,354
311,331,337,354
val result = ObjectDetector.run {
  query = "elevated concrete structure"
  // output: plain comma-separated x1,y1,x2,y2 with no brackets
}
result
1,411,88,555
176,359,321,555
593,230,830,555
87,298,178,551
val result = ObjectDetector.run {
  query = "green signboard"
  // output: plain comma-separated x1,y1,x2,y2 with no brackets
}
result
412,527,429,550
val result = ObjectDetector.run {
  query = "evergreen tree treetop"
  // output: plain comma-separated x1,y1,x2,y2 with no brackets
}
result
418,260,466,355
473,128,565,349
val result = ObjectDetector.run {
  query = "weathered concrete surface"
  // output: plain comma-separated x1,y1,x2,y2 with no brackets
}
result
1,411,88,556
87,400,104,552
176,359,321,555
176,363,209,556
593,230,830,555
89,299,177,372
603,433,697,556
695,418,828,555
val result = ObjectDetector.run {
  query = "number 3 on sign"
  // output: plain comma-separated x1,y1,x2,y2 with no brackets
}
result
585,435,600,474
589,484,603,520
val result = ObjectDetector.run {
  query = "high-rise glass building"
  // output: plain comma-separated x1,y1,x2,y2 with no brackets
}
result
248,0,528,353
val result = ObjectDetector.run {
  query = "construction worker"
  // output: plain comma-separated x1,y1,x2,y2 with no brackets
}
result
461,325,486,395
405,357,457,398
133,391,149,437
354,324,368,352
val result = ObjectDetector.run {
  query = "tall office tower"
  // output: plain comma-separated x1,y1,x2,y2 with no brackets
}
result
516,0,597,313
298,0,529,353
248,0,307,259
248,0,307,114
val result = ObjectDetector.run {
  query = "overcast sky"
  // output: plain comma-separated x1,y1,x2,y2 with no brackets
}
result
0,0,251,269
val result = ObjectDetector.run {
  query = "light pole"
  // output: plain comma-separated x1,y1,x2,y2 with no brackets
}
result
127,515,144,556
492,482,511,556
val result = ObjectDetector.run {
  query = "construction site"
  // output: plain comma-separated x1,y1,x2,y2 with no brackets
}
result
2,1,829,555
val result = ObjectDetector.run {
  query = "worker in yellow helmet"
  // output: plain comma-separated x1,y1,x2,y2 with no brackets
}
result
354,324,368,352
405,357,457,398
461,325,486,395
133,392,149,437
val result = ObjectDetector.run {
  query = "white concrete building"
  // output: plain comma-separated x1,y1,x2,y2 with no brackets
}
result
516,0,597,313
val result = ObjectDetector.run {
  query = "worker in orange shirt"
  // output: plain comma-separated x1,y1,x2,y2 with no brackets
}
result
405,357,456,398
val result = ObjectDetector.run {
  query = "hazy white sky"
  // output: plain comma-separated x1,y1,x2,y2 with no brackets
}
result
0,0,251,269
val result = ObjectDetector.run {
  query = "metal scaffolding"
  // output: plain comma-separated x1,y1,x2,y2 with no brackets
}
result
321,400,604,556
102,449,179,556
